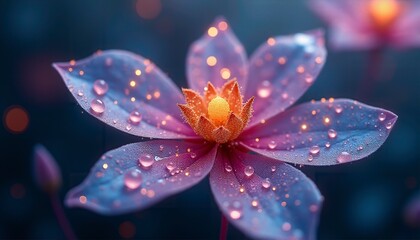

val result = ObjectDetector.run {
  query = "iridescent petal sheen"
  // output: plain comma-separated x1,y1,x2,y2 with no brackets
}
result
245,30,326,127
187,18,247,92
210,146,322,239
53,50,195,139
241,99,397,166
65,140,216,214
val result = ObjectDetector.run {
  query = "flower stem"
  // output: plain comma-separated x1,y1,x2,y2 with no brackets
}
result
357,48,384,100
219,214,228,240
50,193,77,240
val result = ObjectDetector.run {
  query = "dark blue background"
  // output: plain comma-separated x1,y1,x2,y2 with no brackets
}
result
1,0,419,239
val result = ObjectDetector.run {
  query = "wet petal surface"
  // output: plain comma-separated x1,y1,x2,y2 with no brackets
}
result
241,99,397,166
245,31,326,127
66,140,216,214
210,146,322,239
54,50,195,139
187,18,247,92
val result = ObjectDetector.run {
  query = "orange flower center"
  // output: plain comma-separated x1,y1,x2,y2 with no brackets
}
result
368,0,404,31
178,80,254,143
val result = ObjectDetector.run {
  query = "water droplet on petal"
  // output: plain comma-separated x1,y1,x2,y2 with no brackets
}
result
166,162,175,172
93,79,109,96
309,145,320,155
244,166,254,177
308,155,314,162
325,142,331,148
229,200,243,220
190,152,197,159
268,140,277,149
124,169,142,190
138,154,154,168
337,152,351,163
271,166,276,172
257,80,272,98
129,111,142,124
262,178,271,189
125,124,132,131
334,105,343,114
378,112,386,122
77,90,84,97
251,199,259,208
328,129,337,139
90,99,105,114
386,120,395,130
224,163,233,173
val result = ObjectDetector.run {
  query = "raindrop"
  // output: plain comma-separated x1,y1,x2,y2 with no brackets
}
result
357,145,364,151
166,162,175,172
262,178,271,189
336,152,351,163
90,99,105,114
159,145,164,151
308,155,314,162
309,145,320,155
190,152,197,159
257,80,272,98
268,141,277,149
328,129,337,139
334,105,343,114
77,90,84,97
271,166,276,172
325,142,331,148
386,121,394,130
129,111,142,124
224,163,233,173
244,166,254,177
125,124,132,131
93,79,109,96
124,169,142,190
378,112,386,122
138,154,154,168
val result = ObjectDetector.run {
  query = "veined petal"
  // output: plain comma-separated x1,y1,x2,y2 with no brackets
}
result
53,50,195,139
65,140,216,215
245,30,326,127
210,146,322,240
187,17,247,92
241,99,398,166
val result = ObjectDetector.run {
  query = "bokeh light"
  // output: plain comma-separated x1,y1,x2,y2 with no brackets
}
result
119,221,136,239
135,0,162,20
3,106,29,134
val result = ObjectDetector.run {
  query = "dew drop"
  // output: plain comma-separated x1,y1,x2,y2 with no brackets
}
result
257,80,272,98
90,99,105,114
138,154,154,168
190,152,197,159
336,151,351,163
271,166,276,172
309,145,320,155
125,124,132,131
124,169,142,190
93,79,109,96
166,162,175,172
328,129,337,139
334,105,343,114
129,111,142,124
244,166,254,177
77,90,84,97
378,112,386,122
262,178,271,189
224,163,233,173
325,142,331,148
159,145,164,151
357,145,364,151
268,140,277,149
308,155,314,162
386,121,394,130
251,199,259,208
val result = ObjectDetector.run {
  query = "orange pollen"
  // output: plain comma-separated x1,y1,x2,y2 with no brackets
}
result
178,80,254,143
368,0,403,30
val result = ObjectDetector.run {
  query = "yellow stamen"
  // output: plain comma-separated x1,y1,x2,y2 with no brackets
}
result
368,0,402,30
208,96,230,124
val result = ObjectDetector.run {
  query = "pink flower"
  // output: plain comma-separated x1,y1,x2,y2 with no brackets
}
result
53,18,397,239
309,0,420,50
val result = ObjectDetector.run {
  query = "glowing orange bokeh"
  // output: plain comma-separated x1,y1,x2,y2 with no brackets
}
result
3,106,29,134
368,0,403,30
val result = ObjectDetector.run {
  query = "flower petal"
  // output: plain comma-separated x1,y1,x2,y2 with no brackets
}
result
187,17,247,92
210,146,322,239
391,3,420,48
241,99,398,166
53,50,195,139
245,30,326,127
65,140,216,214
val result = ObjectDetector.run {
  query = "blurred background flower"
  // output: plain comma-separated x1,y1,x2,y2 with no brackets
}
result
1,0,419,239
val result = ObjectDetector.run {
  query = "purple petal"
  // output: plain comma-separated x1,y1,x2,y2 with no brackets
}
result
210,146,322,239
391,3,420,48
33,144,62,193
245,30,327,127
329,26,380,50
53,50,196,139
65,140,216,214
240,99,397,166
186,17,247,92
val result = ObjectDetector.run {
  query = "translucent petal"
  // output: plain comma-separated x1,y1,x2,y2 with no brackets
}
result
210,146,322,239
241,99,398,166
65,140,216,214
245,30,327,126
186,17,247,92
53,50,195,139
391,2,420,48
